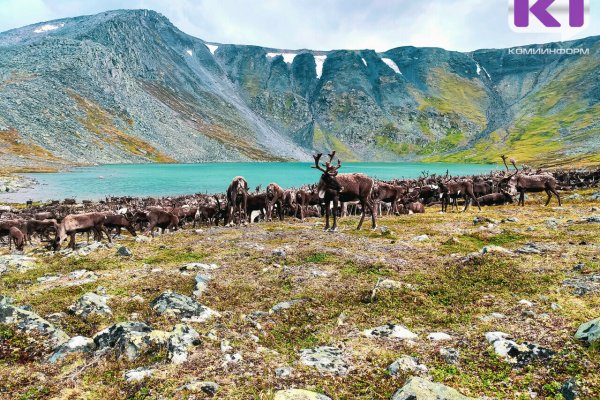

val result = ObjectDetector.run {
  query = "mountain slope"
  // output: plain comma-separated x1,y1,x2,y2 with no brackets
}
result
0,9,598,169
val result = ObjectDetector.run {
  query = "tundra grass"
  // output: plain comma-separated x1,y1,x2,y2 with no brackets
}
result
0,194,599,399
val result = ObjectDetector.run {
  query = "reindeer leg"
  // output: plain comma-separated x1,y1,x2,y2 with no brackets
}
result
519,191,525,206
553,189,562,207
544,189,552,206
100,225,111,243
324,200,330,231
368,199,377,229
357,200,367,230
331,197,339,232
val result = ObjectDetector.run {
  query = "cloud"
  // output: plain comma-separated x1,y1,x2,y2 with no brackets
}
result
0,0,598,51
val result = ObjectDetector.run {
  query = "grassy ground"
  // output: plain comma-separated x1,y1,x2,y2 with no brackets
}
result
1,192,599,399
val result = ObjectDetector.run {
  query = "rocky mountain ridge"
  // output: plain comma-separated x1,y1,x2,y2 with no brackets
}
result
0,9,598,169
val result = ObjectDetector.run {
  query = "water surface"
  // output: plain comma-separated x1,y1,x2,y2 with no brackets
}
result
1,162,498,202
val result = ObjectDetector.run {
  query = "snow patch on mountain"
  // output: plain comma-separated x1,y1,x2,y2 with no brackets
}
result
315,55,327,79
205,44,218,54
382,58,401,74
186,49,193,56
33,23,64,33
361,58,367,66
266,52,297,64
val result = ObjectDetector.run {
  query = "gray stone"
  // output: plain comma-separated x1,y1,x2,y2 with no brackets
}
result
150,291,220,322
485,332,553,366
387,355,428,375
68,292,112,319
0,298,69,348
363,324,417,340
193,274,211,298
300,346,349,375
440,347,460,364
179,262,220,272
271,299,305,313
124,367,155,382
93,321,153,349
574,317,600,345
273,389,331,400
428,332,452,341
413,234,429,242
272,248,287,257
48,336,95,363
391,377,476,400
0,254,37,273
563,274,600,296
585,216,600,223
561,378,579,400
275,366,293,378
178,380,219,396
116,246,132,257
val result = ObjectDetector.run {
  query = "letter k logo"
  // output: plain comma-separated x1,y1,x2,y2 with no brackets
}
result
514,0,561,27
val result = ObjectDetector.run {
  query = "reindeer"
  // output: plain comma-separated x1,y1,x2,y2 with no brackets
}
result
500,156,561,207
145,209,179,237
102,213,137,238
24,219,59,244
311,152,376,231
8,226,25,251
477,190,514,206
371,182,407,215
266,183,285,221
226,176,248,226
438,178,481,212
54,213,111,250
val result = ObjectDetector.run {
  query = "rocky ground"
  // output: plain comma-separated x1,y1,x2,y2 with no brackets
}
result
1,192,599,399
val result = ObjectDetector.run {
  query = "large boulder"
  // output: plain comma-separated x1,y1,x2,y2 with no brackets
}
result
150,291,220,322
68,293,112,319
48,336,96,363
93,321,153,349
574,317,600,345
299,346,349,375
0,255,37,274
485,332,553,367
388,356,428,375
0,296,69,348
391,377,476,400
274,389,331,400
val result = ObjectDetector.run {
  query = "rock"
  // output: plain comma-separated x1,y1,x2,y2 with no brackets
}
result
179,262,220,272
150,291,220,322
517,243,552,254
0,298,69,348
440,347,460,364
391,377,476,400
271,299,304,313
178,380,219,396
545,218,560,229
503,217,519,223
273,389,331,400
560,378,579,400
275,366,293,378
480,245,513,255
272,248,287,257
124,367,155,382
93,321,153,349
223,352,242,365
428,332,452,341
413,235,429,242
363,324,417,340
551,303,561,310
300,346,349,375
193,274,211,298
566,194,583,200
0,254,37,273
572,262,585,272
387,355,428,375
485,332,553,366
48,336,95,363
479,312,506,322
68,292,112,319
116,246,132,257
574,317,600,345
563,274,600,296
135,235,151,243
585,216,600,223
167,324,201,364
518,299,533,307
589,191,600,201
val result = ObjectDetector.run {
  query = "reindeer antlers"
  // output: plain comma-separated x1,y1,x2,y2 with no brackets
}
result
311,151,341,175
501,155,510,173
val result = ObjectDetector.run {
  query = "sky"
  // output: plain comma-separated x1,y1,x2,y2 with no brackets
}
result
0,0,598,52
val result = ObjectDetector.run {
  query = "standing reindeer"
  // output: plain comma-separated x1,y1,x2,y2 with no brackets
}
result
226,176,249,226
311,152,377,231
500,156,561,207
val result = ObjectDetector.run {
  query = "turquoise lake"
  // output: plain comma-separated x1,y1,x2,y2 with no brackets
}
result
1,162,499,202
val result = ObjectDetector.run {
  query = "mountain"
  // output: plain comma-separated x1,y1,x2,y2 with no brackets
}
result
0,9,598,170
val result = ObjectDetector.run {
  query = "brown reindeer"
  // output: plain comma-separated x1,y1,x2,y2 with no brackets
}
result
54,213,111,250
266,183,285,221
477,190,514,206
226,176,248,226
145,210,179,237
25,219,59,244
102,214,137,238
371,182,407,215
500,156,561,207
438,179,481,212
8,226,25,251
312,152,377,231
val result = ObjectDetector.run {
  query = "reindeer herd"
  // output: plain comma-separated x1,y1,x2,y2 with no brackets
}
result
0,154,598,251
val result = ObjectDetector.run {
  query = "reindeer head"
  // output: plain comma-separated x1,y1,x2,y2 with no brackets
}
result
311,152,342,199
499,156,520,195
